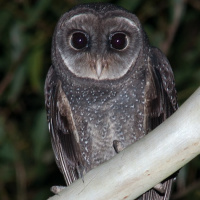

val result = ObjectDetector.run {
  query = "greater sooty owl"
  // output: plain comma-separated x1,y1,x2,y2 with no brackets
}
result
45,3,178,200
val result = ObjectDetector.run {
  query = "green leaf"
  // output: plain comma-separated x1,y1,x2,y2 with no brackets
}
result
28,46,44,93
31,109,48,161
7,64,26,102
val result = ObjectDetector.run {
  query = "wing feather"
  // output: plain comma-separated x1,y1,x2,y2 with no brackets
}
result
142,47,178,200
45,66,83,185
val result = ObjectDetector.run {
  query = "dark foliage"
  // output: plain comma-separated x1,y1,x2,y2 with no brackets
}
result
0,0,200,199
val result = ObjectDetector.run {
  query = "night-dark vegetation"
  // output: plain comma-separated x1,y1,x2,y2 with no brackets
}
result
0,0,200,199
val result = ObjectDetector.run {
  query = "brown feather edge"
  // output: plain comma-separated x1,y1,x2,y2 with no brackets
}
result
141,47,178,200
44,66,83,185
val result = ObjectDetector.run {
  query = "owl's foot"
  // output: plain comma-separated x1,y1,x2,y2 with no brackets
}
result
50,186,66,194
113,140,125,153
113,140,166,195
77,164,86,183
153,183,165,194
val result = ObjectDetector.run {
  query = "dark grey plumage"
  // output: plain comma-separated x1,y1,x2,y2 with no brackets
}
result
45,3,178,200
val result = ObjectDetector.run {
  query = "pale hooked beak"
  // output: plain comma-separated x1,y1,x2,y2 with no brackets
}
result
94,59,107,79
95,59,103,78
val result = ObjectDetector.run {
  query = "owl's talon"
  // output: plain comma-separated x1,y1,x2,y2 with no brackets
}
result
113,140,124,153
153,183,165,194
76,164,86,183
50,186,66,194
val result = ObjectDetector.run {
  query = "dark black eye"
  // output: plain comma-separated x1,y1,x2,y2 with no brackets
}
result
109,33,127,50
71,32,89,50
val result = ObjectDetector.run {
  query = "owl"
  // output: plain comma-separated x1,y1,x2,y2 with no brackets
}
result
44,3,178,200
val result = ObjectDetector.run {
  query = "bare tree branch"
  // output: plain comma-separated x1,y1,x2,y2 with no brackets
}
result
48,87,200,200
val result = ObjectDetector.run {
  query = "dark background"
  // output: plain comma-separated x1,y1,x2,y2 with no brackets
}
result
0,0,200,199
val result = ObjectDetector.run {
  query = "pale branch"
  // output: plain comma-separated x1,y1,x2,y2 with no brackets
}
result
48,87,200,200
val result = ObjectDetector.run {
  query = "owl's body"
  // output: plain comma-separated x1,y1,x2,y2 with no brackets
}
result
45,3,177,199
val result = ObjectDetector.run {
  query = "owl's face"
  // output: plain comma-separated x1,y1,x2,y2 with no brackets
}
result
52,5,143,80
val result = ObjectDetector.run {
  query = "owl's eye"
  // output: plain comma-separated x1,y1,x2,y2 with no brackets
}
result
71,32,89,50
109,33,127,50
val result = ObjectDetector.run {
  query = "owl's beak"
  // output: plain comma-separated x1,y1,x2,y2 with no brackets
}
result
94,59,104,79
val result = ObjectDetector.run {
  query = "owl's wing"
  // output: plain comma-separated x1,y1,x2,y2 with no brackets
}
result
45,66,83,186
145,47,178,132
142,47,178,200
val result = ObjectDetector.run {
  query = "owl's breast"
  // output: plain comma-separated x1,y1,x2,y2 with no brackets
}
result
65,79,146,171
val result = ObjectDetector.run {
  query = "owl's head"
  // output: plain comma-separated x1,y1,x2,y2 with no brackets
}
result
52,3,146,81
